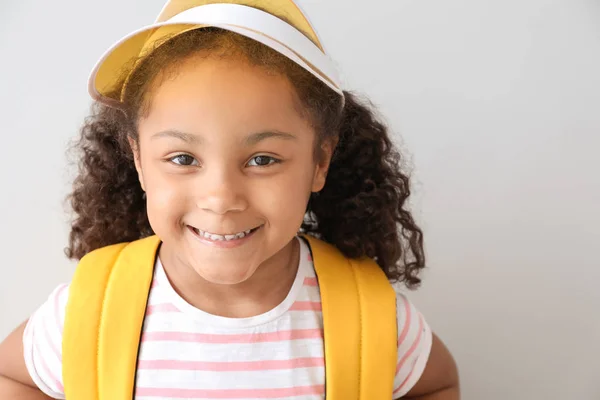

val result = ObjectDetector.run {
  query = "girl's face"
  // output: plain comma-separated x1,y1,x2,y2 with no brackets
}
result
133,54,333,285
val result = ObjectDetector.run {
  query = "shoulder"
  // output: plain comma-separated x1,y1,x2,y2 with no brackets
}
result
24,283,70,346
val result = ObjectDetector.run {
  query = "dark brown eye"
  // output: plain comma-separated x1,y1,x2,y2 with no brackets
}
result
248,156,278,167
170,154,198,166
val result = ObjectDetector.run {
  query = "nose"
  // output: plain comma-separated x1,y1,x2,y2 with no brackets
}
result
195,167,248,215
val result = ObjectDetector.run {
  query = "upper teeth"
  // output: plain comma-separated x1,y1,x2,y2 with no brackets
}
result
197,228,252,241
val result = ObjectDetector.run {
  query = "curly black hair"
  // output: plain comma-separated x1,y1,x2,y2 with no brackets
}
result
66,27,425,288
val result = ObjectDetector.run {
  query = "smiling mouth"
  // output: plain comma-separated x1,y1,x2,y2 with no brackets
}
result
187,225,262,242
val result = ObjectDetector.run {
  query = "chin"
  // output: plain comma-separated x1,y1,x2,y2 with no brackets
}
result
192,262,258,285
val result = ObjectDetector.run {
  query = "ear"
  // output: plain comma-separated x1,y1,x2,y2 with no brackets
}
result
128,136,146,192
311,138,337,193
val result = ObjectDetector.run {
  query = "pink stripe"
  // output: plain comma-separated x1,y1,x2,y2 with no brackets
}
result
138,357,324,372
151,280,158,288
393,357,420,396
136,384,324,399
142,328,323,344
42,315,61,363
34,336,64,392
146,303,180,315
395,314,425,375
289,301,322,311
55,284,68,335
397,295,412,347
303,277,318,287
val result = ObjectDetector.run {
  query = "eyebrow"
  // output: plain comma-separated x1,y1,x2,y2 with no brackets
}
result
243,130,297,146
151,130,297,145
151,130,201,144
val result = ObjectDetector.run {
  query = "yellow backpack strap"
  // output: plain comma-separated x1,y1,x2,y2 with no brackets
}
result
63,235,161,400
302,234,398,400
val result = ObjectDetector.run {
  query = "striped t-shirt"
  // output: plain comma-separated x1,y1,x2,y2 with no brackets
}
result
23,236,432,399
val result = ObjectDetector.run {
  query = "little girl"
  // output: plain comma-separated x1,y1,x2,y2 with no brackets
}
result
0,0,459,398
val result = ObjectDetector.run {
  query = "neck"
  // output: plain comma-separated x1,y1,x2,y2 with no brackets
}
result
160,238,300,318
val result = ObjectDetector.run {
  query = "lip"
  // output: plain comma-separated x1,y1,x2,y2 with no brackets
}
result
187,225,262,249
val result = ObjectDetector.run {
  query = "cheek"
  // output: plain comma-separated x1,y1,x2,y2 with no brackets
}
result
253,162,315,224
143,167,191,229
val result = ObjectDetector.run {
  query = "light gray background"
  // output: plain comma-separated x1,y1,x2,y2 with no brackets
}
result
1,0,599,399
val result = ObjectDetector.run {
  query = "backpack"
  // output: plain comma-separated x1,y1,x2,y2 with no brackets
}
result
62,234,397,399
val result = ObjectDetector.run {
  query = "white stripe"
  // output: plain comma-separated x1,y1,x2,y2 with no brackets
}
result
138,336,324,362
142,307,322,332
135,368,324,390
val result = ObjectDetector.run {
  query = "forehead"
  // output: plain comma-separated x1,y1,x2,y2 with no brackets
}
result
139,55,310,139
